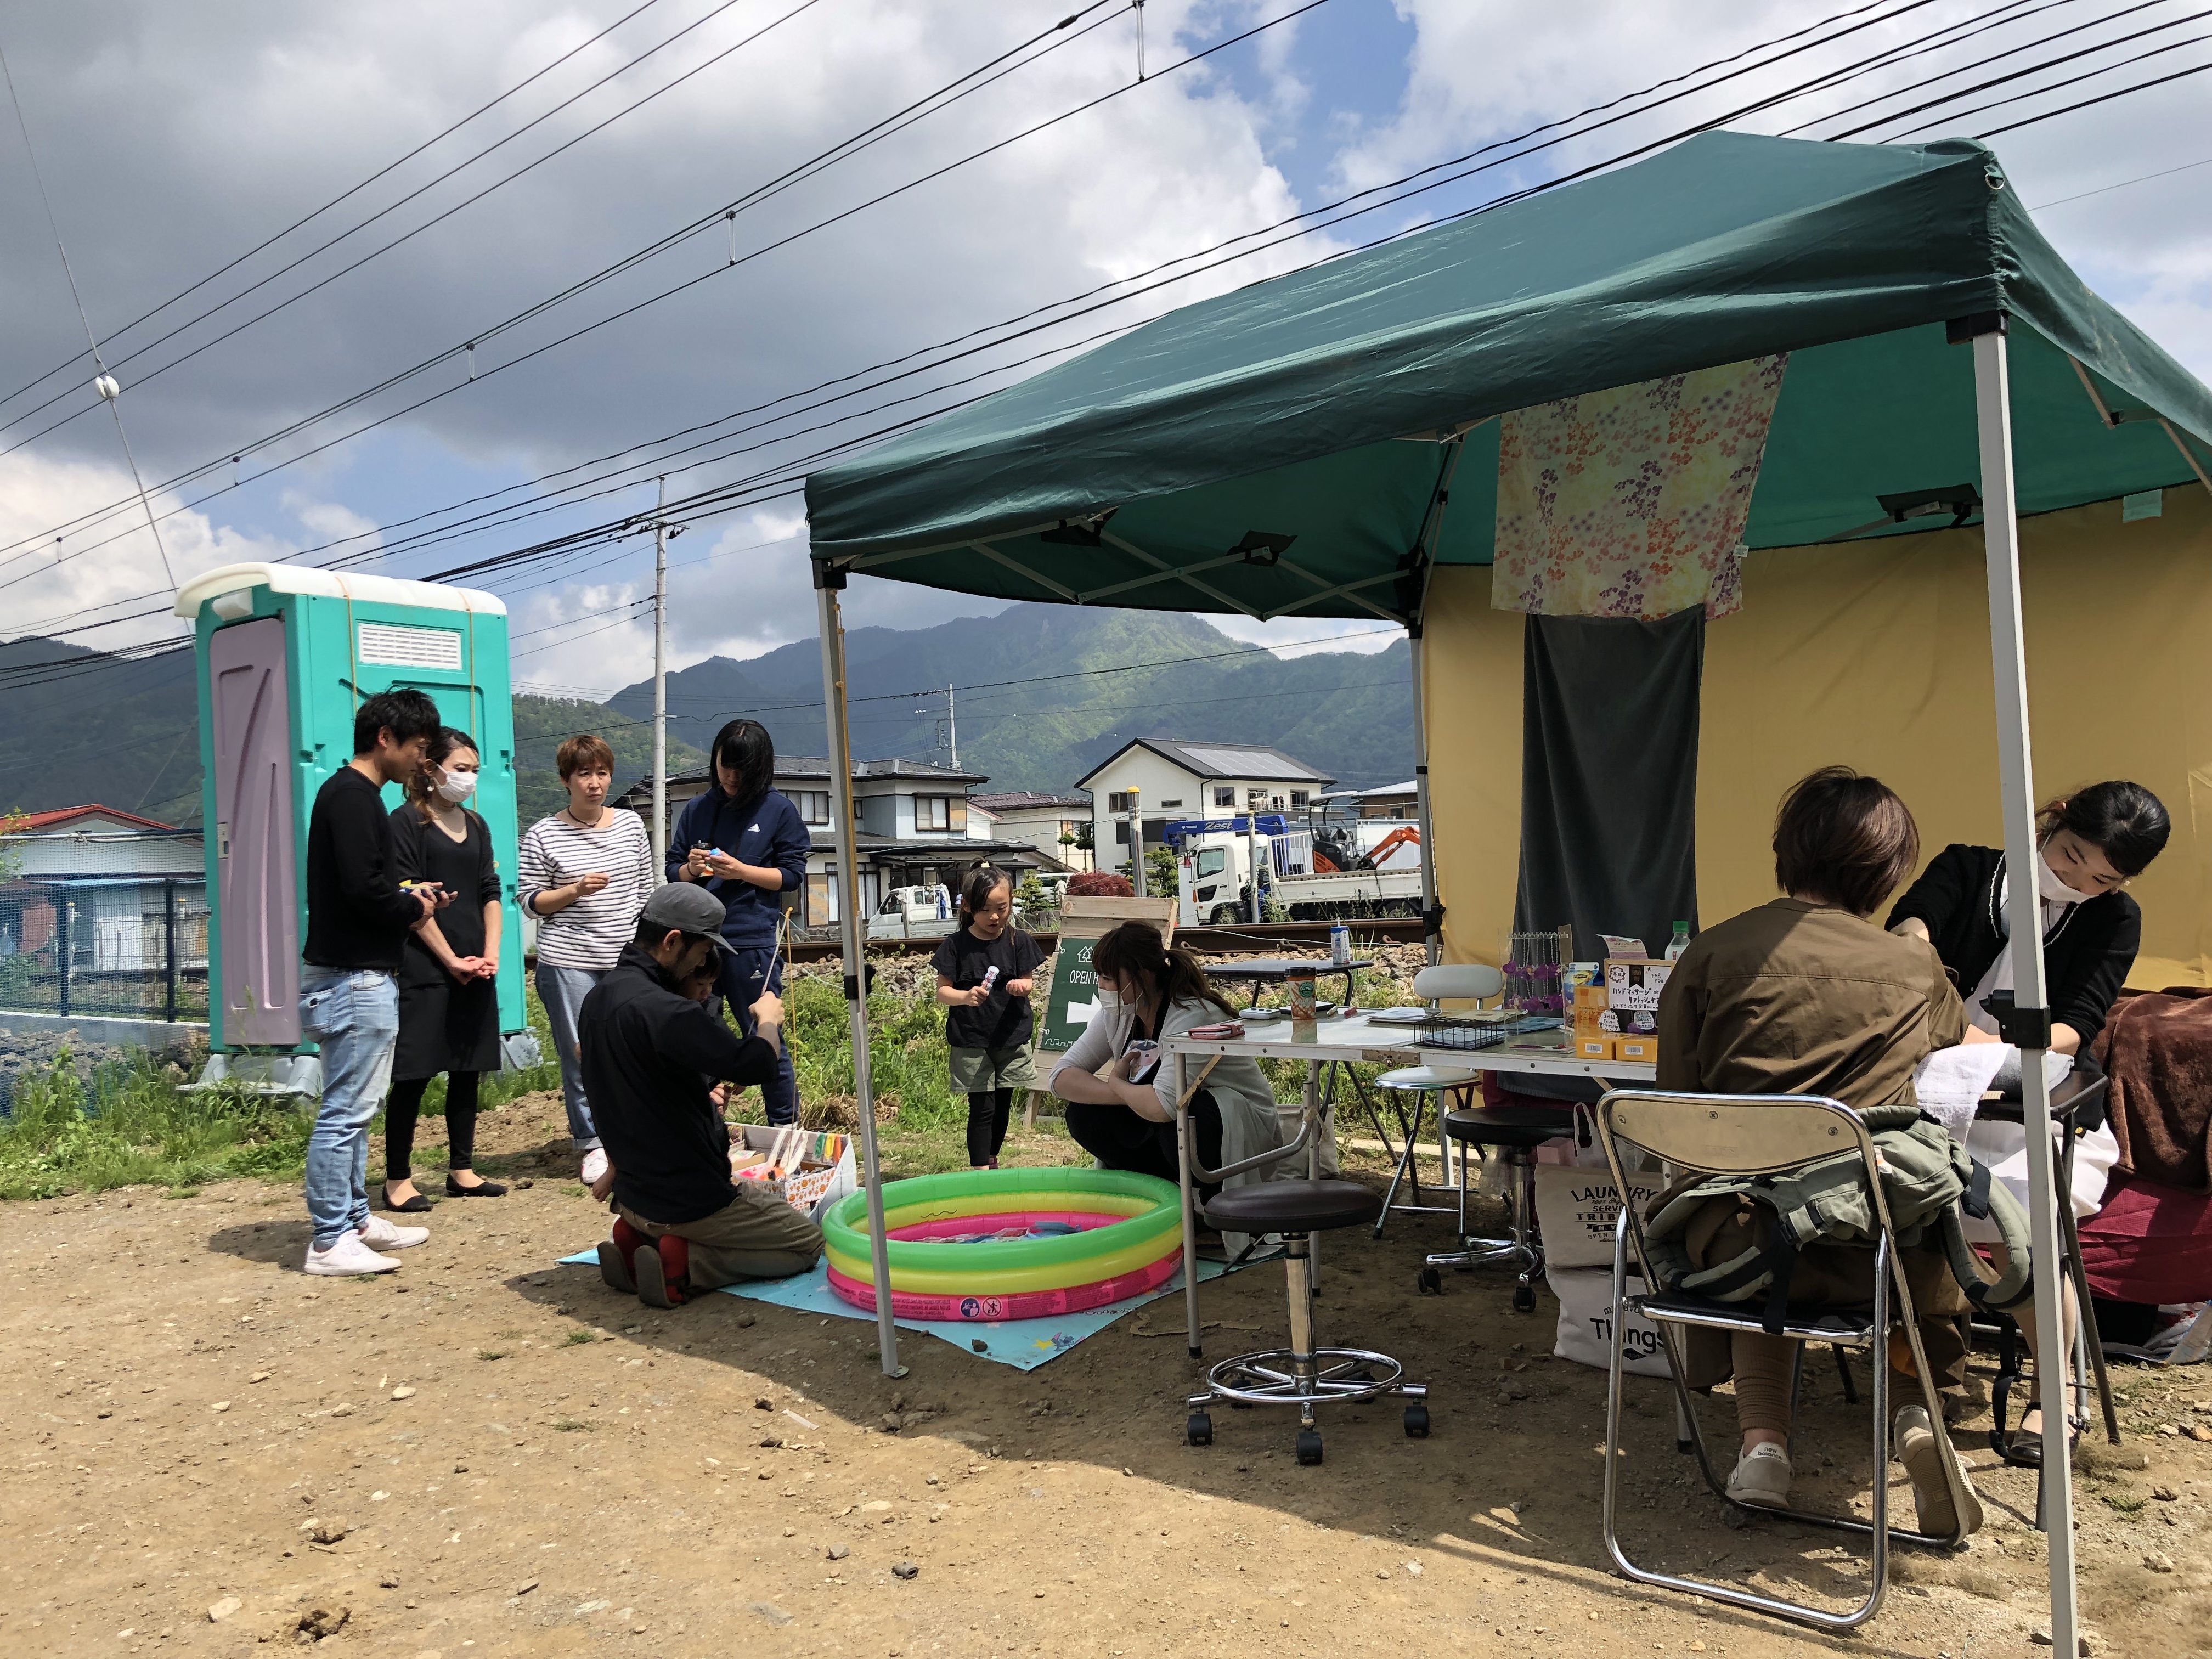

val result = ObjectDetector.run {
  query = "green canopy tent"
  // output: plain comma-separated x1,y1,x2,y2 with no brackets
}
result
800,131,2212,1647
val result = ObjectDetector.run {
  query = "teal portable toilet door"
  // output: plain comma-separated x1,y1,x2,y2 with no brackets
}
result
210,617,300,1046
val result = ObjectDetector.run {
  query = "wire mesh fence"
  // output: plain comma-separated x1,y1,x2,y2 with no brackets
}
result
0,875,211,1022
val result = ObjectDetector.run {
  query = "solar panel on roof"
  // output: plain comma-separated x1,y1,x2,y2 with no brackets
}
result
1175,744,1320,777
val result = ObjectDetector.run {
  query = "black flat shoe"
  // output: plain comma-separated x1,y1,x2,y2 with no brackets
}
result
380,1183,433,1214
445,1174,508,1197
1997,1415,2081,1468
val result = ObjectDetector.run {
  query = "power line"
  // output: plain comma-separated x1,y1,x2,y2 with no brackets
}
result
0,0,1129,566
2028,149,2212,205
0,0,675,418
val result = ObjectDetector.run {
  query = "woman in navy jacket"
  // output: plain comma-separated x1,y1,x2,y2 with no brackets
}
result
670,719,810,1124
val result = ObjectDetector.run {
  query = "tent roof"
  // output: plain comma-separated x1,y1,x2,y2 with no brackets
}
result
806,132,2212,622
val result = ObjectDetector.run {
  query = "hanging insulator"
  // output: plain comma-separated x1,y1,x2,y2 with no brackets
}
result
94,373,120,400
725,208,737,266
464,342,477,381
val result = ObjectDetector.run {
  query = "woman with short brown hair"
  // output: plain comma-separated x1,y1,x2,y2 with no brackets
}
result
1658,766,1993,1533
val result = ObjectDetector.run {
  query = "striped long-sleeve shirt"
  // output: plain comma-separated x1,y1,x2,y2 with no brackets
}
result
517,809,657,970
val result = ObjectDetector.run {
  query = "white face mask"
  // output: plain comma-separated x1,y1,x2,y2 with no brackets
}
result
2035,848,2098,906
436,769,479,805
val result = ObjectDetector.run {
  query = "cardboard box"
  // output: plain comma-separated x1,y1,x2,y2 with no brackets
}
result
1616,1035,1660,1063
730,1124,857,1220
1577,1036,1616,1061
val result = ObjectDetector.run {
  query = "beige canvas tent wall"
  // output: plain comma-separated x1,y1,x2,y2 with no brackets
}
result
1425,484,2212,985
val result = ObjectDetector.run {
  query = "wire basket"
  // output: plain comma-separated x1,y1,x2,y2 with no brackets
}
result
1413,1013,1560,1051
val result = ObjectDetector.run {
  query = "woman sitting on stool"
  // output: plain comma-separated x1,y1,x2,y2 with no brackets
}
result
1047,923,1283,1216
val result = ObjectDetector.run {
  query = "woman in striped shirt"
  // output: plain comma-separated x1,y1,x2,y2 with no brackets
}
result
518,733,657,1183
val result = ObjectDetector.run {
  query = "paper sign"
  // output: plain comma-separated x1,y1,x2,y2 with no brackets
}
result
1037,895,1176,1054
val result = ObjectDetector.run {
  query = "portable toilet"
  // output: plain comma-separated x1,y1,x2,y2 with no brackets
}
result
177,563,522,1061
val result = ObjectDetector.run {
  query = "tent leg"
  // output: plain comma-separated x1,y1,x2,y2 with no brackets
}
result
1408,626,1439,967
1972,323,2075,1650
816,566,902,1379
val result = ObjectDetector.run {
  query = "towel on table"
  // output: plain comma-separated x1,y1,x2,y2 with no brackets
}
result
1911,1043,2009,1145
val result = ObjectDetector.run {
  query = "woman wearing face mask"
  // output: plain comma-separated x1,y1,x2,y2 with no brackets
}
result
1887,780,2171,1462
382,727,507,1211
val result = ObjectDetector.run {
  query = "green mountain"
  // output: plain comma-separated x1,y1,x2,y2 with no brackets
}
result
0,606,1410,827
604,603,1414,794
0,639,698,831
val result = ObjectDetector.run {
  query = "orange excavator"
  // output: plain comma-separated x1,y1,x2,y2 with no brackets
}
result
1311,823,1420,873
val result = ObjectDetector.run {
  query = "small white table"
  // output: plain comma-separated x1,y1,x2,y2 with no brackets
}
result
1159,1013,1658,1352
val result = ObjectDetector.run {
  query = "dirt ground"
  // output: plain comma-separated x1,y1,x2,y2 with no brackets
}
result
6,1093,2209,1659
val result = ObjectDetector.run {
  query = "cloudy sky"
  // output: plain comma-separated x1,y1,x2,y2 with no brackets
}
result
0,0,2205,693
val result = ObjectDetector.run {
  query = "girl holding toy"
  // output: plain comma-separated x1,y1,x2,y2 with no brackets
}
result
933,864,1044,1169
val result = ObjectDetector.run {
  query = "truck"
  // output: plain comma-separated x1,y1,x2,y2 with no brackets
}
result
1170,819,1424,927
866,883,956,940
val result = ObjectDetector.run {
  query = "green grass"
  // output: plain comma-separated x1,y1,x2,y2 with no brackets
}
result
0,983,561,1201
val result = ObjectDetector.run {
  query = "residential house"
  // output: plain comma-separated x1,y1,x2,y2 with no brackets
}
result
970,791,1093,872
0,805,208,989
615,757,1069,928
1319,780,1419,820
1075,740,1335,859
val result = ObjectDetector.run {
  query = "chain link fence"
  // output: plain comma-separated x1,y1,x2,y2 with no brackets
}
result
0,875,211,1022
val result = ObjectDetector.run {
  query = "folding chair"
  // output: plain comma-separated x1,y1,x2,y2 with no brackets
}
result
1593,1088,1979,1633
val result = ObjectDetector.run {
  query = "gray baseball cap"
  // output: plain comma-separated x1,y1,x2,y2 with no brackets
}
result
637,882,735,957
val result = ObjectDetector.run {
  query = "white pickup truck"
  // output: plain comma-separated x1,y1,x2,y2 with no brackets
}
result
866,884,956,940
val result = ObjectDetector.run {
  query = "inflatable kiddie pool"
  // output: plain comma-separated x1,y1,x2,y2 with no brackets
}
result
822,1167,1183,1322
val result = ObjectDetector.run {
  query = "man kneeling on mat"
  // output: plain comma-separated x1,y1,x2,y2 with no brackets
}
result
582,882,822,1306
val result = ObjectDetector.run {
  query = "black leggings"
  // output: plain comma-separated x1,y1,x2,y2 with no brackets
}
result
385,1072,482,1180
1064,1089,1224,1196
966,1090,1014,1166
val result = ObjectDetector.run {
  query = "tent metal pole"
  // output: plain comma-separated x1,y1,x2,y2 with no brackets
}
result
814,562,903,1378
1972,324,2075,1649
1408,627,1438,967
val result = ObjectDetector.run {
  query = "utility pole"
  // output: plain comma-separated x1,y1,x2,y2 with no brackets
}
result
1125,788,1144,897
651,475,669,874
945,682,958,771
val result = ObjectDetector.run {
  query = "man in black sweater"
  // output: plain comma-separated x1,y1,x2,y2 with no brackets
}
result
584,883,821,1307
299,688,452,1277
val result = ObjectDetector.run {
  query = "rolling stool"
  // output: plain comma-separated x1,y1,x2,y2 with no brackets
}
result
1418,1097,1573,1311
1184,1178,1430,1464
1370,964,1504,1237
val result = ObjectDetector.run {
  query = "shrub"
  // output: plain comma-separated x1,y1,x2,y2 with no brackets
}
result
1066,871,1132,898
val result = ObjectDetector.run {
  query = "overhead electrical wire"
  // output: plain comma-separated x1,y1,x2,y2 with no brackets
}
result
0,0,1130,563
0,0,828,447
0,0,676,417
8,0,2198,657
0,0,1980,589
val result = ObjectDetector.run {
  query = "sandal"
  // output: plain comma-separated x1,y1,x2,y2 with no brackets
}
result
1999,1413,2082,1469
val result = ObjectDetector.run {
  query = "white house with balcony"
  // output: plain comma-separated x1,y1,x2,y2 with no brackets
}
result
617,756,1069,928
1075,740,1335,864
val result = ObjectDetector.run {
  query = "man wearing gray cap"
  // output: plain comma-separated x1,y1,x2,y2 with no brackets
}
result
579,882,823,1306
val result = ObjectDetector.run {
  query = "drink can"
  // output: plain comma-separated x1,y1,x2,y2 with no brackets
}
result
1329,924,1351,966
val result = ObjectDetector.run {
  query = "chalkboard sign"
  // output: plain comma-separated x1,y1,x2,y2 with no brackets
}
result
1036,895,1176,1054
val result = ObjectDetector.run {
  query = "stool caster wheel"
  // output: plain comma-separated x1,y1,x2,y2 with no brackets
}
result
1404,1404,1430,1439
1416,1267,1442,1296
1511,1283,1536,1313
1296,1429,1323,1466
1186,1411,1213,1447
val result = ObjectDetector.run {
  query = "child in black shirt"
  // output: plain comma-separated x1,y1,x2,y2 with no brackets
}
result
932,865,1044,1168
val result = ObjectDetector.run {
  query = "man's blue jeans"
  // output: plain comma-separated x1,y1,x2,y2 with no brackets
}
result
715,944,797,1126
299,966,400,1247
534,963,607,1150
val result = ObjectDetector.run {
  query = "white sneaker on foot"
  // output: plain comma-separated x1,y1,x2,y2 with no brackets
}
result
1725,1441,1793,1509
357,1213,429,1250
1897,1404,1983,1536
580,1147,609,1186
306,1234,401,1276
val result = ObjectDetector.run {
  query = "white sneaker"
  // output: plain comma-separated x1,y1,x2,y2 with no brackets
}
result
580,1148,609,1186
357,1213,430,1250
1725,1441,1793,1509
306,1234,402,1277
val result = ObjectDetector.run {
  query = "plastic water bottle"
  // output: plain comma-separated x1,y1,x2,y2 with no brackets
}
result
1664,921,1691,961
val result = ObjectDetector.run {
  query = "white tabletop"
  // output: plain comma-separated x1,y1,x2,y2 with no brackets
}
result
1160,1012,1657,1082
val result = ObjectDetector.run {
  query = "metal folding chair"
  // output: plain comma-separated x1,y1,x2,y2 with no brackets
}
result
1593,1088,1979,1633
